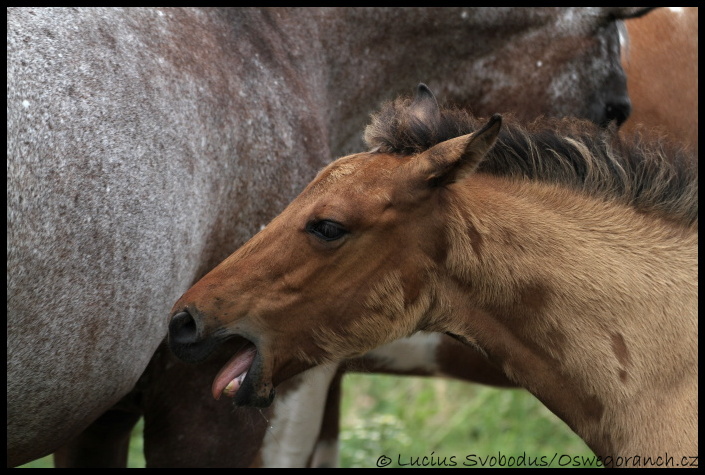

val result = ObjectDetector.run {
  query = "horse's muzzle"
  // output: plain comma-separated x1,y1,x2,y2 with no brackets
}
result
169,311,198,344
168,310,221,363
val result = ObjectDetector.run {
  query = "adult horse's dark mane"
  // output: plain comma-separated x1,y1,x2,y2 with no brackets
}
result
364,95,698,227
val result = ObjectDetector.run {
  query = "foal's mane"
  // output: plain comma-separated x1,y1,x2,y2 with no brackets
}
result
364,97,698,227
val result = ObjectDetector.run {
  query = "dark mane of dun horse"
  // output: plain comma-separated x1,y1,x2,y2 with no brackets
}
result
8,7,656,468
169,84,697,467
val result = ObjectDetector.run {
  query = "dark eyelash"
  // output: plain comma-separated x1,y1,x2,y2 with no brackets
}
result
306,220,348,241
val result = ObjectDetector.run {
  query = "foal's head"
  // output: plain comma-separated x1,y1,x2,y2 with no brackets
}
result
169,85,501,406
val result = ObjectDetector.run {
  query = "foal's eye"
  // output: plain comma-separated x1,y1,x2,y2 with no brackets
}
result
306,220,348,241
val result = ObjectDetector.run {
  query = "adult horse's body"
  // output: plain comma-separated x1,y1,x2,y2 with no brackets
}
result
169,85,697,466
8,7,651,467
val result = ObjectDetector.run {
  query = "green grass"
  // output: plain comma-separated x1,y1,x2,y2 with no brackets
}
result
18,374,598,468
338,373,597,468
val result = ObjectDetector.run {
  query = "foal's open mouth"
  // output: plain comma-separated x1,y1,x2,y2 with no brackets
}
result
168,310,277,406
212,339,257,400
210,335,275,407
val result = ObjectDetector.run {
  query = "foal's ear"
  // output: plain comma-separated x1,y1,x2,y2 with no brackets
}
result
421,115,502,187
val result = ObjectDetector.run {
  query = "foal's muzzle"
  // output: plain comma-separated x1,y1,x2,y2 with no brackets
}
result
169,311,199,345
168,309,221,363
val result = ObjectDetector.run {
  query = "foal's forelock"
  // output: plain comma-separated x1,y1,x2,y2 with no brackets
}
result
364,99,698,227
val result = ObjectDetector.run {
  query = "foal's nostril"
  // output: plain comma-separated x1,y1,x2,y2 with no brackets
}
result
169,311,199,345
603,97,632,127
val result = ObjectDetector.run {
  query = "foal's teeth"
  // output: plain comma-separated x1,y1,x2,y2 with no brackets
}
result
222,372,248,398
223,380,236,396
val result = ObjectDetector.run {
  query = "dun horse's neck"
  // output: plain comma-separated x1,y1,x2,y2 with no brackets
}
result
433,175,698,461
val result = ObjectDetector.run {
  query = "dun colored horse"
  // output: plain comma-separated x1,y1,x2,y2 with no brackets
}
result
170,84,698,467
8,7,653,467
304,8,701,466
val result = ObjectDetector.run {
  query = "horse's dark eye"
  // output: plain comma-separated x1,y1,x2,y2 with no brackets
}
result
307,220,347,241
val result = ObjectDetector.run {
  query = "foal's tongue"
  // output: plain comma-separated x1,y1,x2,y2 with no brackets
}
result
212,343,257,400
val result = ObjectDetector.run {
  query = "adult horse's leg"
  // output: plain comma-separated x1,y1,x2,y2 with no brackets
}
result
259,364,339,467
309,370,345,468
52,398,142,468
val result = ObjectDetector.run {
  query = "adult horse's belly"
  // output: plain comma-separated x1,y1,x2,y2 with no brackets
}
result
7,7,320,466
7,10,192,465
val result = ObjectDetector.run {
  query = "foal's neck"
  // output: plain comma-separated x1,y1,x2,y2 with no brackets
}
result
435,176,698,460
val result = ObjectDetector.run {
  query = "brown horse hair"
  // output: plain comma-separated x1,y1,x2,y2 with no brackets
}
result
364,96,698,228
